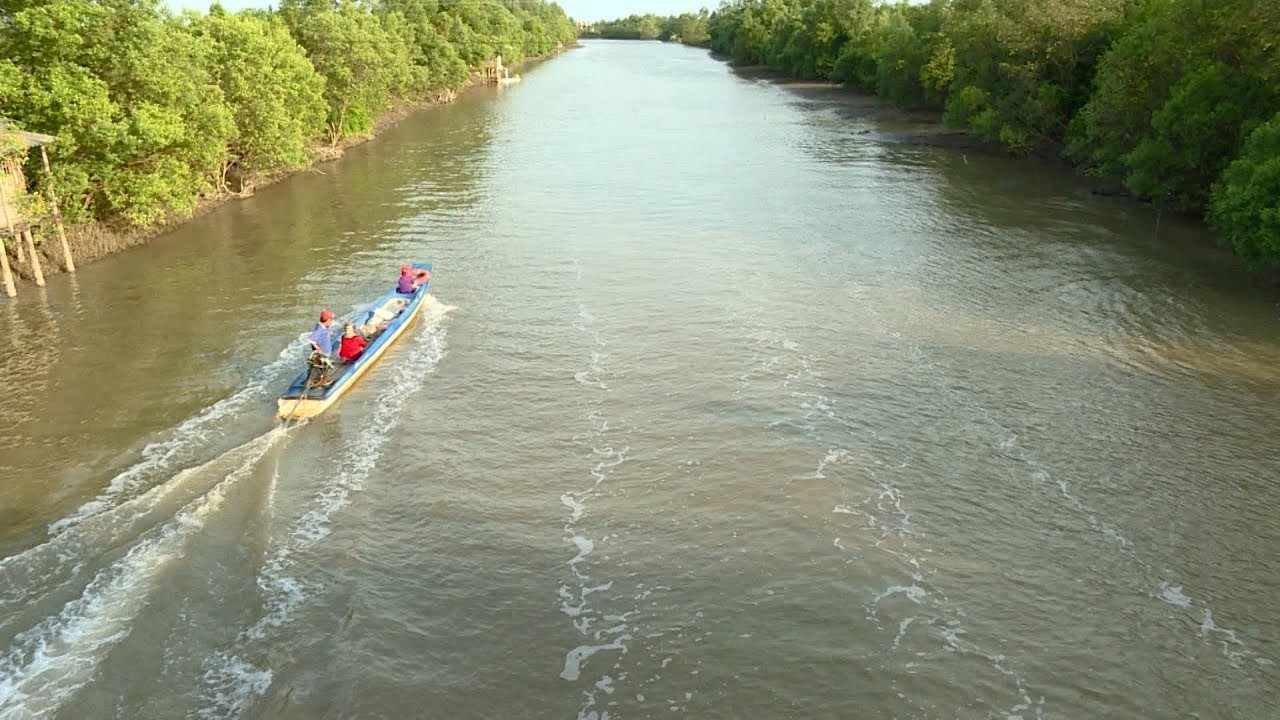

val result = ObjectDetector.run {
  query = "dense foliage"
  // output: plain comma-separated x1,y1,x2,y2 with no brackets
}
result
582,11,711,46
0,0,576,227
699,0,1280,270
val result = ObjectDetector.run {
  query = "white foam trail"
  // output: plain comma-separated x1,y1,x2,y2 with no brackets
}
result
568,535,595,569
561,636,632,681
876,484,912,536
864,296,1275,686
563,301,642,720
891,617,915,649
1159,583,1192,609
48,340,307,536
561,494,586,523
574,351,609,389
809,447,850,479
195,297,452,719
871,584,927,607
0,428,286,720
0,431,287,625
936,621,1046,719
1155,582,1270,668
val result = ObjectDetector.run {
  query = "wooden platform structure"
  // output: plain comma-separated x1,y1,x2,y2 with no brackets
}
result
480,54,520,85
0,120,76,298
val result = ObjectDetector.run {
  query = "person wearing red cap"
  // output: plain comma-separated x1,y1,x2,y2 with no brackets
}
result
307,309,336,385
396,265,430,294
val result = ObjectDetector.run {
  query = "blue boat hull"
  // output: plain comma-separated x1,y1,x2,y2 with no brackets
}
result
277,262,431,419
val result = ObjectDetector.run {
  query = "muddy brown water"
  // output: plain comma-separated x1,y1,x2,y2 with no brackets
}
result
1,40,1277,720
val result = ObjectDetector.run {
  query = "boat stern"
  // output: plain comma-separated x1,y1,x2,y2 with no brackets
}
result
277,396,329,422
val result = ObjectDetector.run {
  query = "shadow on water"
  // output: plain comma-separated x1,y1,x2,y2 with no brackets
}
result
775,89,1279,384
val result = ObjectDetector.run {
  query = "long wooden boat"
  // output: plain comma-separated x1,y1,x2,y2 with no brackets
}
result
277,262,431,421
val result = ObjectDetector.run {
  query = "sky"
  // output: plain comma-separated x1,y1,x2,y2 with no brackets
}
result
165,0,708,22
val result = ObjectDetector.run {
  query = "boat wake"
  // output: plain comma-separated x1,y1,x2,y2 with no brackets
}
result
47,340,308,537
0,427,292,720
0,300,452,720
195,295,453,719
737,316,1049,719
49,300,387,540
0,332,324,630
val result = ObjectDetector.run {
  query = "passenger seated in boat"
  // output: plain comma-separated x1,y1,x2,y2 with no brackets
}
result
338,321,368,363
308,309,336,386
396,265,430,294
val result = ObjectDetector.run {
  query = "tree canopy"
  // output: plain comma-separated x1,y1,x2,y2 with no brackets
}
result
0,0,576,227
582,11,711,46
695,0,1280,270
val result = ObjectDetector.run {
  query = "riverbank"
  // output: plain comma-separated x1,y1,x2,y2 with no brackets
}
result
697,1,1280,273
732,65,1007,155
3,50,569,287
728,60,1279,291
49,90,465,270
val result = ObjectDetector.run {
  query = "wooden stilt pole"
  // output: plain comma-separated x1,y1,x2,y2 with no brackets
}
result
22,229,43,287
0,236,14,298
0,178,18,297
40,147,74,273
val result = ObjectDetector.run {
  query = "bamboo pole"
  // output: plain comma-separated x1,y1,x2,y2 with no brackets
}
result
2,158,21,265
0,237,13,297
39,146,74,272
0,177,18,297
22,229,43,287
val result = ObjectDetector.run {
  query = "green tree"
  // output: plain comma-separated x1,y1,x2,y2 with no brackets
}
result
0,0,575,231
591,14,666,40
939,0,1131,154
1208,113,1280,269
288,1,412,142
1070,0,1280,211
2,0,233,225
825,0,879,87
661,10,711,46
872,1,949,108
194,8,327,185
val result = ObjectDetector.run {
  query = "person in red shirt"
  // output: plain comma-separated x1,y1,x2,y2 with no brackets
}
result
338,321,368,362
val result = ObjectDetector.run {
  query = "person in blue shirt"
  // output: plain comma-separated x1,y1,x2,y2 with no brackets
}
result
307,309,336,386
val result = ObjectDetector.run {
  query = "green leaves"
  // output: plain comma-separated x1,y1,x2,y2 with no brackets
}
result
196,10,327,178
289,4,409,142
1,0,575,227
2,1,232,225
1209,113,1280,270
1071,0,1280,220
706,0,1280,268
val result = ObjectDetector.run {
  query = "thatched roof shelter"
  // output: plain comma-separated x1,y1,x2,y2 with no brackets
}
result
0,119,75,297
0,120,56,233
0,121,56,151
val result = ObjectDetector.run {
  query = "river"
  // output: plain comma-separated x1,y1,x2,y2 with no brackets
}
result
1,39,1277,720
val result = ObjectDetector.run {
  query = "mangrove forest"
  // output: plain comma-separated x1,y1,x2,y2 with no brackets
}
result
593,0,1280,271
0,0,577,229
